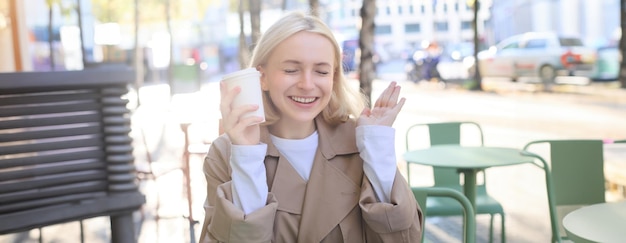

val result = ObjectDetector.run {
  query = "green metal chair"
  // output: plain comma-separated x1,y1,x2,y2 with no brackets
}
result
522,139,606,243
405,121,505,243
412,187,476,243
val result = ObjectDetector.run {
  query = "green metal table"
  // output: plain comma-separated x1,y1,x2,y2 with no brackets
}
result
562,200,626,243
403,145,536,210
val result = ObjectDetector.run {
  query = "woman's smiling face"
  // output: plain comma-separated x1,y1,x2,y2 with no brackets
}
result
259,31,335,126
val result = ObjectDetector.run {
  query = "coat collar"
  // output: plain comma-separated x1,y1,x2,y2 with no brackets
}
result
260,116,362,242
259,116,359,159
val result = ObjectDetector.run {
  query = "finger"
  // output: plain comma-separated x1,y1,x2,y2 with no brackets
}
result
219,81,227,111
388,84,401,106
375,81,395,108
384,97,406,127
229,115,262,132
221,103,257,133
381,81,401,108
236,115,264,128
219,82,240,116
394,97,406,112
228,116,263,145
229,104,259,124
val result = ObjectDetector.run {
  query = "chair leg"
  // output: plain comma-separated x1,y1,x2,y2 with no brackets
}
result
80,220,85,243
489,214,494,243
500,213,506,243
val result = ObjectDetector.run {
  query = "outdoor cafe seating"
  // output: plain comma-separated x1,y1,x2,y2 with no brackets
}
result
404,121,505,242
521,139,616,243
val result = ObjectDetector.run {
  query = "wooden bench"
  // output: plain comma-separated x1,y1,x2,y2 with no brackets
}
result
0,69,145,242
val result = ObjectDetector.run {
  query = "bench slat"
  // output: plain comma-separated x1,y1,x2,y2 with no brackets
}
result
0,102,102,118
1,137,103,155
0,192,107,215
0,149,103,169
0,90,100,106
0,159,105,181
0,170,107,194
0,113,101,131
0,125,102,143
0,181,108,205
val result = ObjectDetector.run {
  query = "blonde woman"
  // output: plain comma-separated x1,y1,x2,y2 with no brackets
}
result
200,11,423,242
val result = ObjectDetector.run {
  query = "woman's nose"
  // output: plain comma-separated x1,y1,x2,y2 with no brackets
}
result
297,73,314,90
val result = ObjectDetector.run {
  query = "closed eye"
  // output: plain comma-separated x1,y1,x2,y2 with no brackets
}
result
316,70,329,75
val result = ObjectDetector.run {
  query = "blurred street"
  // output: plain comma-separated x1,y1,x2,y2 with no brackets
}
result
1,66,625,243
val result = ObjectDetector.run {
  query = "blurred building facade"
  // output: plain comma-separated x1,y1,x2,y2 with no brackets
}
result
490,0,620,48
0,0,622,73
324,0,493,59
323,0,619,60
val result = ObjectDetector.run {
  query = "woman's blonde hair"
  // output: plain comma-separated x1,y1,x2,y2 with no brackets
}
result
249,11,366,126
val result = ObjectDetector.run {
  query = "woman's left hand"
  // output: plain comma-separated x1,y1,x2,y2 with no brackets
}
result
358,81,406,127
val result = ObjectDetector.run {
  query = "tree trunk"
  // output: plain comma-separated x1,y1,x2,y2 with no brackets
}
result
48,5,55,70
194,0,205,86
358,0,376,105
165,0,174,96
238,0,250,69
249,0,261,46
619,0,626,89
249,0,261,51
470,0,483,91
309,0,320,16
133,0,143,103
77,0,87,68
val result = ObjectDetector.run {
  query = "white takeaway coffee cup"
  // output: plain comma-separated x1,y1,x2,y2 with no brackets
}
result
222,68,265,123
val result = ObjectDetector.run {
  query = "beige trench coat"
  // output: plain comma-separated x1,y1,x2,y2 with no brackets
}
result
199,117,423,242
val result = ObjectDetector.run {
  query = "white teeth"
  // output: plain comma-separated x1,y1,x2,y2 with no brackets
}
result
291,96,316,104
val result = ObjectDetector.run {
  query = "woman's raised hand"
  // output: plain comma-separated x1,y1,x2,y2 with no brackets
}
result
219,81,264,145
357,81,406,127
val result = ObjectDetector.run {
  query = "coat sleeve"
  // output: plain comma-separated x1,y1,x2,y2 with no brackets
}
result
199,136,279,243
359,170,424,242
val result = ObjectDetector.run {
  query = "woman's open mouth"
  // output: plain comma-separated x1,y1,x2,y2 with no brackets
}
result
290,96,317,104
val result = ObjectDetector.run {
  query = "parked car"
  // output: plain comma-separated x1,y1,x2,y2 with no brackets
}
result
473,32,597,83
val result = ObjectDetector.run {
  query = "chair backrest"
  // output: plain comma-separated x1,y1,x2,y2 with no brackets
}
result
405,122,484,186
523,139,605,242
412,187,476,243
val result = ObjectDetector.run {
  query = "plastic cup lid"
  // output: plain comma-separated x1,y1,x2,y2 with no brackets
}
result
222,68,260,80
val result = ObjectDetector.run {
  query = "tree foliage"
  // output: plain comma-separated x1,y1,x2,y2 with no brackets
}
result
89,0,215,24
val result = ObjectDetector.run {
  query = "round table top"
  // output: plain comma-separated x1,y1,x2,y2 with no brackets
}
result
403,145,535,170
562,201,626,243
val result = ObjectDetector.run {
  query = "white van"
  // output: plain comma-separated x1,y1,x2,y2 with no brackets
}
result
475,32,596,82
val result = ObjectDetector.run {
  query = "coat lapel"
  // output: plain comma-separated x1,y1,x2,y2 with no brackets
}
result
270,155,307,214
259,126,306,215
296,117,362,242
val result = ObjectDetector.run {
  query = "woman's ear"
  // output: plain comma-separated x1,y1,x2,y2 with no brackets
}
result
257,66,269,91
